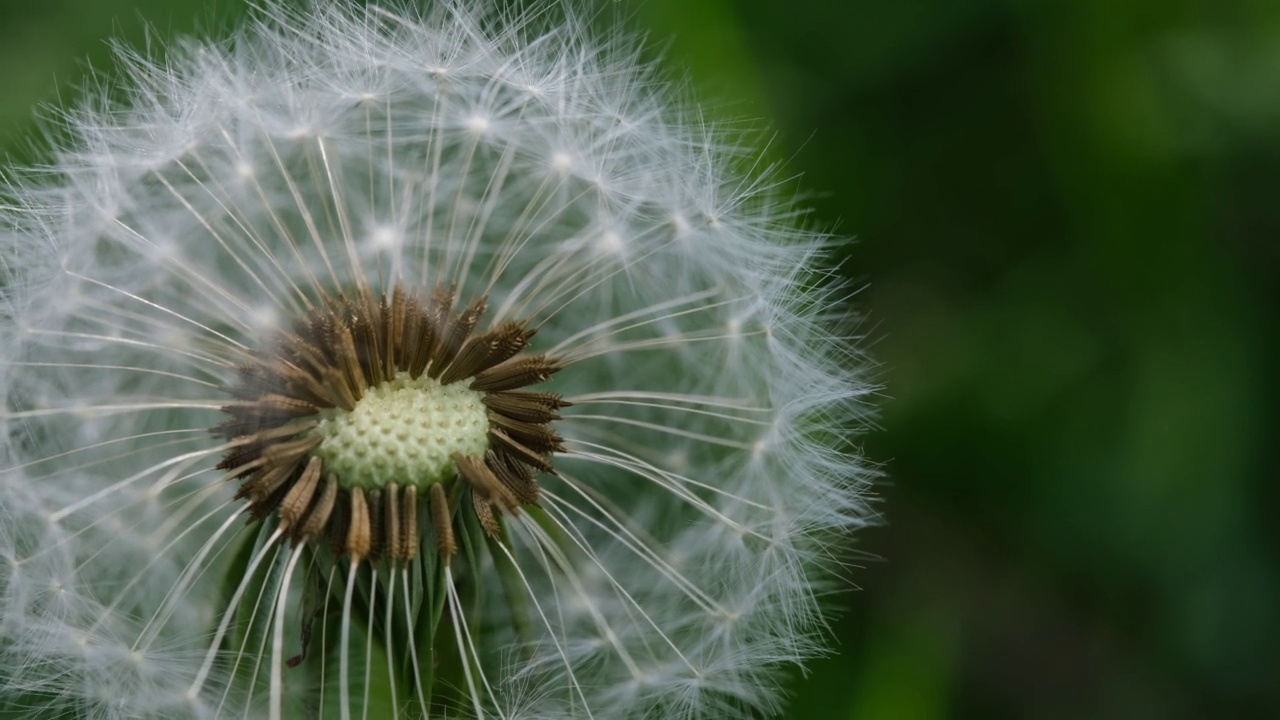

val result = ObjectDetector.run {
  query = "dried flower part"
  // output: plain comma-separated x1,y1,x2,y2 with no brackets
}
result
215,284,567,562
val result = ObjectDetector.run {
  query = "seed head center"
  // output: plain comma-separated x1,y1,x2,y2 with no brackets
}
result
310,373,489,490
217,283,565,562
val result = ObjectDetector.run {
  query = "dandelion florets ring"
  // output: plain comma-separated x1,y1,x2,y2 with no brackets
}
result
217,284,566,564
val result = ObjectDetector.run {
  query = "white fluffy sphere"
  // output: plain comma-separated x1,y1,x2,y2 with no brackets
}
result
0,2,874,718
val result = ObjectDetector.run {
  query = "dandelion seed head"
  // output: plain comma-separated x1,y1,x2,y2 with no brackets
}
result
1,1,876,717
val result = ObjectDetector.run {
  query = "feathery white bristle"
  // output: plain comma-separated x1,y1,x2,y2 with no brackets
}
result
0,1,875,717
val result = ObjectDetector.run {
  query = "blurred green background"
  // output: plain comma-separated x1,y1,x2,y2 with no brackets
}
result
1,1,1275,718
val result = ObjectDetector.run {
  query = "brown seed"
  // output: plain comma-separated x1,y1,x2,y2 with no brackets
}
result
471,489,501,539
430,482,456,560
470,355,561,393
278,456,322,533
346,486,372,560
481,390,565,423
399,485,419,562
454,453,521,513
488,428,555,473
297,475,339,543
384,484,401,562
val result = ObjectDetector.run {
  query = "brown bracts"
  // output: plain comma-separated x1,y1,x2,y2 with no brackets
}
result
215,284,567,564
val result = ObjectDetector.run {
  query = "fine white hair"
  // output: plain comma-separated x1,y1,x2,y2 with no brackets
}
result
0,2,876,717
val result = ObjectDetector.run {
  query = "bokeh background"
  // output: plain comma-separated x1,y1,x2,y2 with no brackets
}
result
1,1,1275,718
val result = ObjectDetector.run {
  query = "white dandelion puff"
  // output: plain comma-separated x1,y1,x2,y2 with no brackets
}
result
0,1,875,718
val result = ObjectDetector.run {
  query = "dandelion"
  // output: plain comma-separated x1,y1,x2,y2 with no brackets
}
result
0,1,874,718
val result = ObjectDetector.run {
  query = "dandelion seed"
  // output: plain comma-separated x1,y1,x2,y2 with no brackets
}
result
0,1,875,718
